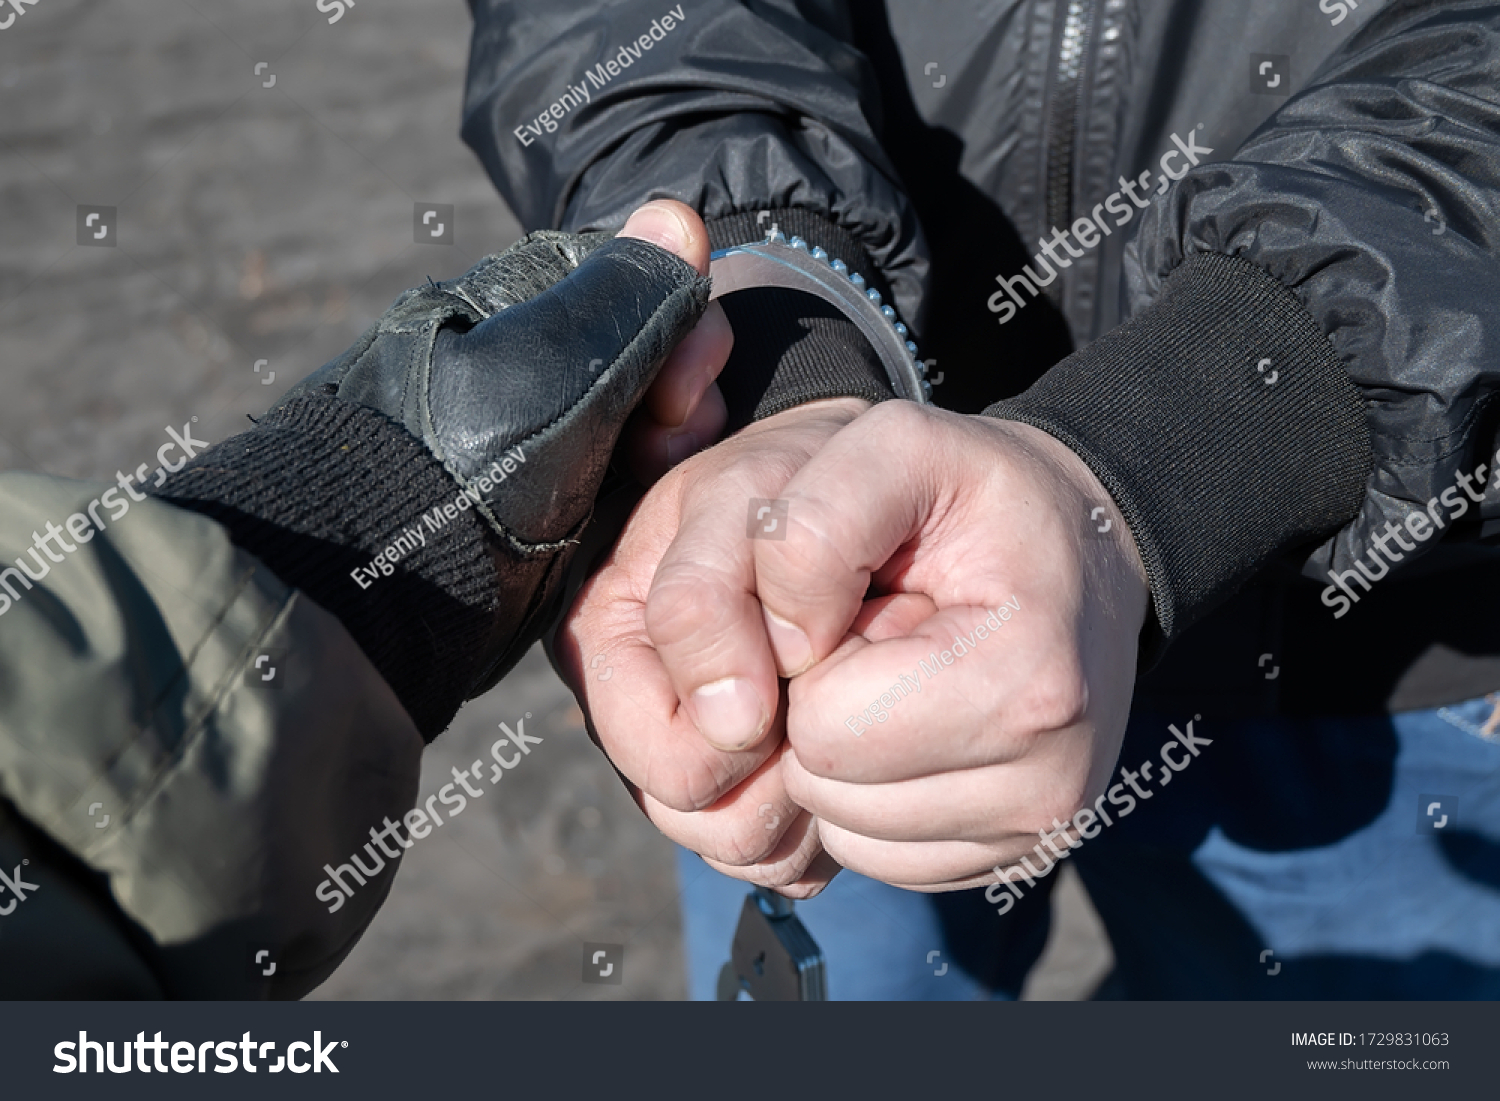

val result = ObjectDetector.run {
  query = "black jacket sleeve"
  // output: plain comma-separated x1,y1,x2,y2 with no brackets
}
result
993,2,1500,646
460,0,925,426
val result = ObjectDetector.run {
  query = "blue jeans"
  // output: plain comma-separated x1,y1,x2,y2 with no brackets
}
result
676,695,1500,999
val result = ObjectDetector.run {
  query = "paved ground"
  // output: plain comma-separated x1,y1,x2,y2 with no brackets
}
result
0,0,1111,1000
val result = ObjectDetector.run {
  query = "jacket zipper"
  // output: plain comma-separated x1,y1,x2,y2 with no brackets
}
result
1044,0,1095,285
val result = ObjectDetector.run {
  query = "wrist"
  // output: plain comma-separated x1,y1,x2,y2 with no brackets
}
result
788,394,874,421
984,252,1367,652
739,395,871,438
706,210,898,431
154,392,503,741
995,419,1150,630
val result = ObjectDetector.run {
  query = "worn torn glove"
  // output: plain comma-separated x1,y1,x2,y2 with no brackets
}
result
157,226,710,739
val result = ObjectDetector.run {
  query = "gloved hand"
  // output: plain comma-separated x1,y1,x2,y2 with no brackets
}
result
158,202,715,738
270,225,708,549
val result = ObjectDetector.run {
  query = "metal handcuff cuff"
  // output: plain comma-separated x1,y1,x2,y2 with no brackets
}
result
705,229,928,1001
708,227,932,405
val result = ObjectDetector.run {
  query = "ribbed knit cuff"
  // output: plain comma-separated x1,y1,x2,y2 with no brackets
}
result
153,390,501,741
707,210,896,432
987,251,1370,655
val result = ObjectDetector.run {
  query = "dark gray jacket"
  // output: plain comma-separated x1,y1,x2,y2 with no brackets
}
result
463,0,1500,712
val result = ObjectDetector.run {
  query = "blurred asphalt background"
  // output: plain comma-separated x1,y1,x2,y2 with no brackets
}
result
0,0,1110,1000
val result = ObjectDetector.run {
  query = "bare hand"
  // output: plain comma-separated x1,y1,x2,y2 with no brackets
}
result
552,397,870,896
753,402,1150,890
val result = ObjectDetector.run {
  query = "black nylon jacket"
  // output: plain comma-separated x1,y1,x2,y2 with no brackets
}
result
461,0,1500,715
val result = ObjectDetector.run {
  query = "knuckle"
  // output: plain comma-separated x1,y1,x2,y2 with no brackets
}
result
782,709,846,782
645,566,740,650
1033,772,1093,830
639,751,728,814
714,438,805,489
770,880,822,901
711,814,816,885
769,512,862,605
812,829,863,878
738,854,807,889
863,395,932,438
1013,664,1089,733
710,818,781,867
778,507,836,564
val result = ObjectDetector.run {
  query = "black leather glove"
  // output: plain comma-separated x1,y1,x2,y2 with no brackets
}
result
158,230,710,739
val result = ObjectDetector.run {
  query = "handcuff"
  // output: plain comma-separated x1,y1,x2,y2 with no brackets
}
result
708,227,931,406
706,228,927,1001
715,886,827,1002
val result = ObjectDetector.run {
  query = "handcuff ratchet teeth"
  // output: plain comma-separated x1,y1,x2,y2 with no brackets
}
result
709,228,931,405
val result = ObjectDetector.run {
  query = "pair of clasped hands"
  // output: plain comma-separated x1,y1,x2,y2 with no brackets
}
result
567,201,1151,896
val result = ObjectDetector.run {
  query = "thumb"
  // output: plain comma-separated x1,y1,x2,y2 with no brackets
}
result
619,201,734,481
755,404,939,673
617,199,710,276
432,213,711,546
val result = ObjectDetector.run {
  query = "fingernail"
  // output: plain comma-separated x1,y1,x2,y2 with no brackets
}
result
664,431,698,466
691,677,768,751
620,201,689,253
763,607,813,676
